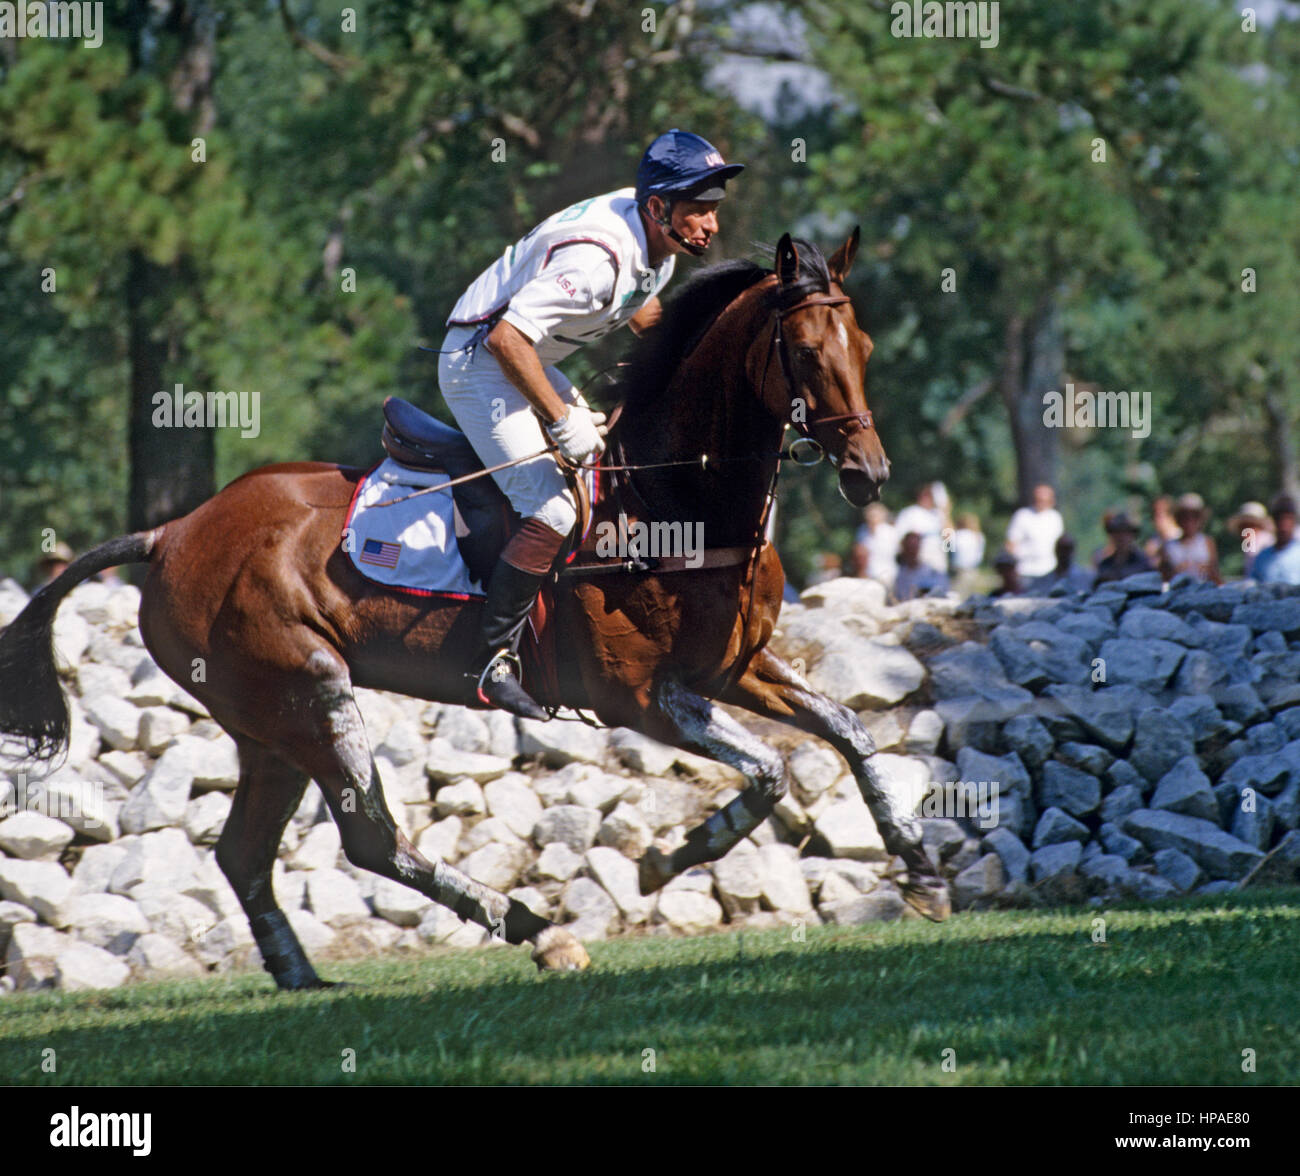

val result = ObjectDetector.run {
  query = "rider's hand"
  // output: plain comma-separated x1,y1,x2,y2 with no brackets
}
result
546,405,606,466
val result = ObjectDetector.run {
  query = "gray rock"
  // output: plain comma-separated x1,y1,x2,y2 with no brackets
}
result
126,933,204,978
1080,853,1130,888
291,822,342,871
1055,742,1113,776
608,728,677,777
459,842,530,892
1195,880,1239,896
933,689,1034,749
1119,607,1195,646
1165,583,1244,620
1167,694,1226,745
813,800,886,861
1152,847,1203,891
1151,758,1220,825
1214,684,1268,726
532,841,583,884
1243,720,1285,757
928,643,1011,700
425,739,512,785
1129,709,1196,785
1120,809,1264,880
1055,608,1117,649
533,805,603,853
819,887,905,925
5,922,71,989
904,709,945,755
653,888,724,934
482,775,543,840
787,743,843,805
1219,753,1291,797
757,843,813,913
60,893,150,954
1099,822,1144,862
597,803,653,858
1173,650,1230,695
0,859,73,924
432,778,486,819
1041,684,1157,753
809,638,926,708
1230,795,1275,852
305,868,371,927
517,718,608,767
0,811,75,859
920,818,966,869
585,847,649,923
1040,761,1101,817
707,841,763,918
1125,871,1180,901
370,878,430,927
1029,841,1082,882
1002,715,1054,770
1032,806,1090,849
952,853,1004,909
182,791,231,846
981,827,1030,883
1277,707,1300,741
955,747,1031,798
1231,598,1300,636
109,828,201,899
119,739,211,833
1273,782,1300,830
1104,758,1149,798
1189,619,1252,659
990,627,1049,690
55,941,131,991
1100,784,1144,827
0,900,37,958
1097,638,1185,693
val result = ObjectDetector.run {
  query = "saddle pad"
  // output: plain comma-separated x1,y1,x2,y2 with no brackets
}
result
344,459,485,597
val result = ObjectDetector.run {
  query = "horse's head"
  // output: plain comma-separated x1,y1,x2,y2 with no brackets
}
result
750,228,890,507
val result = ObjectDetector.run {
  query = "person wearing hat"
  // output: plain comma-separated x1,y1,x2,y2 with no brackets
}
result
1158,492,1220,584
1093,511,1153,586
36,540,75,586
989,549,1023,598
436,130,744,717
1252,494,1300,585
1228,500,1274,578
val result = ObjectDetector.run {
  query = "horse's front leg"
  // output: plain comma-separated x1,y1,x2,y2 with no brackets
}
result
720,648,951,922
633,676,789,894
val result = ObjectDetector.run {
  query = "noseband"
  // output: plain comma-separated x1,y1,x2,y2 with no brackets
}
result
763,293,875,443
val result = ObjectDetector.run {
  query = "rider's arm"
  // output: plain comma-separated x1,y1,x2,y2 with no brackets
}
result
484,320,571,425
628,295,662,336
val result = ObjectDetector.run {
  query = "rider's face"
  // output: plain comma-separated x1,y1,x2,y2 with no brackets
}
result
667,199,721,252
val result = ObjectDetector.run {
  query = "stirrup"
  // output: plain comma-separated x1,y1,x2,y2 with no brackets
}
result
474,649,547,720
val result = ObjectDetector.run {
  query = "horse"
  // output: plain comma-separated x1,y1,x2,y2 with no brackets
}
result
0,230,950,988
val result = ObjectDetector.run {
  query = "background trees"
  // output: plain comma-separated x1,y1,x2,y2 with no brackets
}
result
1,0,1294,586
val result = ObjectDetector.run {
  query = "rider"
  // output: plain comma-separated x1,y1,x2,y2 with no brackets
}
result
437,130,744,719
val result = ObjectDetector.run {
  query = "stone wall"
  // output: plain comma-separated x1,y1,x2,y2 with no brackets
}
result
2,569,1298,993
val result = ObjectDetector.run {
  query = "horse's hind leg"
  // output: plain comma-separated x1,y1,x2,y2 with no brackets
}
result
288,655,588,972
633,676,789,893
217,737,322,989
720,647,950,922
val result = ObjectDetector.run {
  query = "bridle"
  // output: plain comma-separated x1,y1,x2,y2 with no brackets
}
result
760,291,875,458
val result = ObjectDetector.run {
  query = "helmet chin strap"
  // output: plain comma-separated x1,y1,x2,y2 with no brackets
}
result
645,198,707,257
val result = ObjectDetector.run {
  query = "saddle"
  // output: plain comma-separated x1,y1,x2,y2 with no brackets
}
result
379,396,591,585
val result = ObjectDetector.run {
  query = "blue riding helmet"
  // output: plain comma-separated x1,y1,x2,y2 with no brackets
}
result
635,129,745,205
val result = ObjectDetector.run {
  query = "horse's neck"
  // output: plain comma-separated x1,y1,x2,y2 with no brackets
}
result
616,289,782,547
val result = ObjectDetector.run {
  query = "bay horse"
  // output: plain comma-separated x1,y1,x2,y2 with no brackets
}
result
0,230,950,987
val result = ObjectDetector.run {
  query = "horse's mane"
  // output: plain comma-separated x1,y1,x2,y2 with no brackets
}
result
615,239,833,416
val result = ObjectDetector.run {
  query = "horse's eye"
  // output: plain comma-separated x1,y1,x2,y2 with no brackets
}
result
795,345,818,364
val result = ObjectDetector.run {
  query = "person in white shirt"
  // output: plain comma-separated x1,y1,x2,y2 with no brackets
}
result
1006,483,1064,581
436,130,744,718
894,484,947,575
851,503,898,589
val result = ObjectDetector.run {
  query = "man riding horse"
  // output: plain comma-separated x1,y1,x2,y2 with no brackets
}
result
438,129,743,720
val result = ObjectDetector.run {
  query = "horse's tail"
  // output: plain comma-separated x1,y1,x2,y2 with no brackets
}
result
0,529,161,762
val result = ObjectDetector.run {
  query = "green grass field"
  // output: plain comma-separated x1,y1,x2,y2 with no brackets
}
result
3,889,1298,1085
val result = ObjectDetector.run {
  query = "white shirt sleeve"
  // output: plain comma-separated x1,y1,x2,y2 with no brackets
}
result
501,244,617,343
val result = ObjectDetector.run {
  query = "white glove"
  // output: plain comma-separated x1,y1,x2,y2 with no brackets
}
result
546,405,607,466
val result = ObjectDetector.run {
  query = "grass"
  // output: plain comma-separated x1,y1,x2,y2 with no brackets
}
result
2,888,1298,1085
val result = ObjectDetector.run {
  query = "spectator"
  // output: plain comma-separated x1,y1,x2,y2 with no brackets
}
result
893,531,949,602
851,502,898,590
1159,493,1220,584
1144,495,1181,564
989,550,1022,597
1094,512,1153,585
895,484,947,575
951,512,985,595
807,552,843,587
1253,494,1300,585
36,540,74,586
1006,483,1064,580
1228,501,1275,578
1030,533,1094,593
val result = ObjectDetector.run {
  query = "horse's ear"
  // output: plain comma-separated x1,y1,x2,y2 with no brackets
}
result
775,233,800,287
828,226,860,284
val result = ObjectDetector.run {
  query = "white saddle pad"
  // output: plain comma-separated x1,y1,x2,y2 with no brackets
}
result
344,459,484,597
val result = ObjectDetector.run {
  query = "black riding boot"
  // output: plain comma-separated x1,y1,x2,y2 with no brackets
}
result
473,557,549,720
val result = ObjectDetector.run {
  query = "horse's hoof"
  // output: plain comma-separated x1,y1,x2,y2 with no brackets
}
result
901,877,952,923
637,847,674,896
531,927,590,972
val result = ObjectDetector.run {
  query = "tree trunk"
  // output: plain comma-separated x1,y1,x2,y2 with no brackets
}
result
1264,388,1299,499
998,298,1062,506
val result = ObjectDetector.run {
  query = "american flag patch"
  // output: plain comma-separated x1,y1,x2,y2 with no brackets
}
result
359,538,401,569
